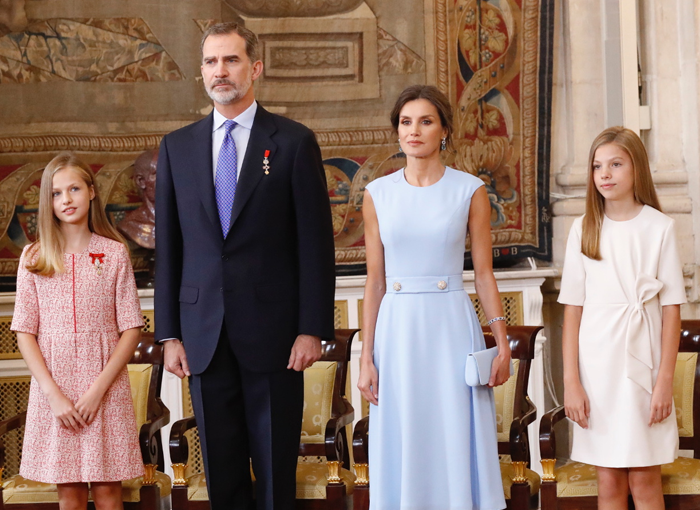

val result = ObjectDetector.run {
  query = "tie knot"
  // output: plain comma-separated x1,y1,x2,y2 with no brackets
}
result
223,119,237,135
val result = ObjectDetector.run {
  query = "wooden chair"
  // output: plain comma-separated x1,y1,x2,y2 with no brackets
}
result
539,320,700,510
352,325,543,510
0,332,171,509
169,328,360,510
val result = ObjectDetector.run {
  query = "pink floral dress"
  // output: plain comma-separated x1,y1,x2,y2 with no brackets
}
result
11,234,145,484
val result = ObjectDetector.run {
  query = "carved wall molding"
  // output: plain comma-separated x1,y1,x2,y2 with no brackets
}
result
314,127,395,147
0,134,165,153
435,0,450,93
270,47,349,69
0,128,396,153
226,0,364,18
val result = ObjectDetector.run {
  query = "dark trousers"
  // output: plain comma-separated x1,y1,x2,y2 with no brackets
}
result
189,330,303,510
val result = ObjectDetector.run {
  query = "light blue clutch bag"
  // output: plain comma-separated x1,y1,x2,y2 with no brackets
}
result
465,346,513,386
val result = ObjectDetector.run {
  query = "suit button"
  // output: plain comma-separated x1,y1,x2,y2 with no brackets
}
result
220,287,223,293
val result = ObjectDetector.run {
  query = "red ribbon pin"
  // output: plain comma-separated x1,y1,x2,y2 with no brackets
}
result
89,253,105,275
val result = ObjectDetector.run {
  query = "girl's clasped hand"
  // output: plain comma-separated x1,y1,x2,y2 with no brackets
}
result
45,384,108,431
47,390,87,432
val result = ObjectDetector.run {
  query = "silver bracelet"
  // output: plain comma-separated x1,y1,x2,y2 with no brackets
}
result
486,316,506,326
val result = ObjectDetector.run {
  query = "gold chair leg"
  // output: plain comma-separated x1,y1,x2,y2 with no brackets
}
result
172,463,188,486
354,462,368,486
327,460,342,483
142,463,157,486
511,461,527,484
541,458,556,482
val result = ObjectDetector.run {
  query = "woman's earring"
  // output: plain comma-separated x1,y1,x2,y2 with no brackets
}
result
441,138,447,151
398,138,403,153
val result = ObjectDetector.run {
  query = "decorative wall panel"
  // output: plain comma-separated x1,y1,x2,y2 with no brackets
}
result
237,3,380,103
334,300,349,329
0,316,19,359
0,376,29,480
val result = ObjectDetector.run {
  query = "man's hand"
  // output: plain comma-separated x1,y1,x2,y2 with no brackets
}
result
288,334,322,371
164,339,191,379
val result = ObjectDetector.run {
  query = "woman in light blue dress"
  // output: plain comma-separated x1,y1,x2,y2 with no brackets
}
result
358,85,510,510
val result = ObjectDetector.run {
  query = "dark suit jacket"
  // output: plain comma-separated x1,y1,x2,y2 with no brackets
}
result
154,105,336,374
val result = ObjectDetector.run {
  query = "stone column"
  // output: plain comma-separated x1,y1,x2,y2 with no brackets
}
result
639,0,699,315
551,0,607,268
544,0,619,459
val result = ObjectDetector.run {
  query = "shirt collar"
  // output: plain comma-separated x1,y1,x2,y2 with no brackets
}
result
212,100,258,132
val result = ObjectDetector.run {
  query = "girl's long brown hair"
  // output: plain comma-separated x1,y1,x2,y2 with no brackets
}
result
582,127,661,260
26,152,127,275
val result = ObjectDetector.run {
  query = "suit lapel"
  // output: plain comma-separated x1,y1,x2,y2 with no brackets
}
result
227,106,278,233
190,113,220,231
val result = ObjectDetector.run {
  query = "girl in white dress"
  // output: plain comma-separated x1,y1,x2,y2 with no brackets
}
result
560,127,686,510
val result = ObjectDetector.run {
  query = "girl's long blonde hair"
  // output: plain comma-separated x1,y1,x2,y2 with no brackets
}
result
26,152,127,276
581,126,661,260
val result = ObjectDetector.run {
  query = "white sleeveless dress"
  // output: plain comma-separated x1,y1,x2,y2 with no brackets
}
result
366,167,505,510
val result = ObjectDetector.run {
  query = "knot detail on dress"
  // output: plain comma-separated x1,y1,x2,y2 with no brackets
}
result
625,273,664,394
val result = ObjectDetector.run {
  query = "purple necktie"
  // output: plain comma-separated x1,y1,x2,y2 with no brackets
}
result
215,120,238,237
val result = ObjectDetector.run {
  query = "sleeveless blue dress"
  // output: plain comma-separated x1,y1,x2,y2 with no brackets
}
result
366,167,505,510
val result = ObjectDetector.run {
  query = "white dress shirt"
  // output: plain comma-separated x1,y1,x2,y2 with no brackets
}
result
212,101,257,181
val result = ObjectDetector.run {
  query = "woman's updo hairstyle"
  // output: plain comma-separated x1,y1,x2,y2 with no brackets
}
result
390,85,454,151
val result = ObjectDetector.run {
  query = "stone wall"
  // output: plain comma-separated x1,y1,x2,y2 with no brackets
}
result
545,0,700,420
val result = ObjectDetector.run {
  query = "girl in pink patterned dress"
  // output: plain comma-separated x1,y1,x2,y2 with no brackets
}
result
11,152,145,509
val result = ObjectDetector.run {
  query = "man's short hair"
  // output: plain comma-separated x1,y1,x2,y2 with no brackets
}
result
200,22,260,63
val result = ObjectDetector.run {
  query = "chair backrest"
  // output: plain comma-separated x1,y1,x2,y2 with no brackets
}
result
321,329,356,418
128,332,164,425
127,332,168,468
181,329,359,468
300,329,358,449
483,325,542,464
677,320,700,457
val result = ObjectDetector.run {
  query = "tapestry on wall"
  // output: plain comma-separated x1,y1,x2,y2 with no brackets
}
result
0,0,554,287
448,0,555,264
326,0,555,272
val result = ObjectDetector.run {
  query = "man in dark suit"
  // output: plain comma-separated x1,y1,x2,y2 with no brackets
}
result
154,22,336,510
